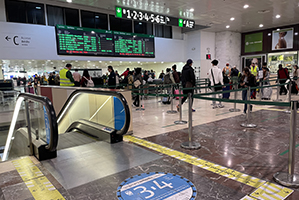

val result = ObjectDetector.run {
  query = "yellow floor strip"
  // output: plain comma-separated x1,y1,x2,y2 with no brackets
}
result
124,135,294,199
12,157,65,200
240,196,257,200
250,182,293,200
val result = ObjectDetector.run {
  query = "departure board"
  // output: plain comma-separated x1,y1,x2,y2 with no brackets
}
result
55,25,155,58
114,31,154,57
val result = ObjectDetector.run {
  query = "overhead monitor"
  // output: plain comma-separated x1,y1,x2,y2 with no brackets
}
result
55,25,155,58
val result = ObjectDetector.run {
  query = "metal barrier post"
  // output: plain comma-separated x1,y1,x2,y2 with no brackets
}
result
181,93,201,149
205,79,207,93
285,81,292,114
273,83,282,102
136,86,145,111
241,87,257,128
229,83,240,112
259,81,262,101
174,87,187,124
167,85,177,114
273,101,299,187
25,100,33,156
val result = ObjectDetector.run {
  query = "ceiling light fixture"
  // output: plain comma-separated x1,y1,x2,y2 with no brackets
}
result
295,32,298,36
95,16,99,18
189,8,194,12
226,25,230,28
276,14,281,18
230,17,235,21
36,7,41,9
66,0,72,3
259,24,264,27
277,28,280,31
243,4,249,9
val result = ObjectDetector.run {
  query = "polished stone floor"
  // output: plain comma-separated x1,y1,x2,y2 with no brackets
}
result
1,89,299,199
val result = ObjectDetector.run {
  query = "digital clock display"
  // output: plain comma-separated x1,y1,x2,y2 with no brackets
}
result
55,25,155,58
115,6,195,29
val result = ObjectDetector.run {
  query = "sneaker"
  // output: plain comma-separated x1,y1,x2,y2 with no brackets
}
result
212,105,218,109
218,104,224,108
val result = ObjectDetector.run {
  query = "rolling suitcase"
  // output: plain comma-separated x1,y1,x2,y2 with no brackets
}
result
262,86,272,99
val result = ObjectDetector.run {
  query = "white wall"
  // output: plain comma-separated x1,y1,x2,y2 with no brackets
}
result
0,22,185,63
0,0,6,22
200,31,216,78
215,31,241,71
172,27,183,40
184,30,201,78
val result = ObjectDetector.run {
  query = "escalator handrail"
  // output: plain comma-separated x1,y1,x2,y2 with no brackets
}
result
17,93,58,152
57,89,131,136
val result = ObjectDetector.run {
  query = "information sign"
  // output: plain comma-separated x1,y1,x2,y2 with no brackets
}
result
115,6,195,29
117,172,196,200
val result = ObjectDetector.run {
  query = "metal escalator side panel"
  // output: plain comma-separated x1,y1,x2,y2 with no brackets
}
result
2,97,24,161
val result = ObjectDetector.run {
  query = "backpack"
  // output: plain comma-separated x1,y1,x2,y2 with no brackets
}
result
83,76,94,87
164,74,172,84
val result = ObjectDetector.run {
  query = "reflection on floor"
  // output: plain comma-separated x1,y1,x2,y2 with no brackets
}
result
1,89,299,199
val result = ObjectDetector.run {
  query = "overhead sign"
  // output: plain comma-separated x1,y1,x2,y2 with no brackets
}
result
244,32,263,53
117,172,197,200
115,6,195,29
2,34,33,47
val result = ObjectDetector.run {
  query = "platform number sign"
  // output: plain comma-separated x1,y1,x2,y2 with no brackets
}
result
117,172,197,200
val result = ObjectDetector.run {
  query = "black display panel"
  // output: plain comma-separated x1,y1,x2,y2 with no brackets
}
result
114,31,154,57
55,25,155,57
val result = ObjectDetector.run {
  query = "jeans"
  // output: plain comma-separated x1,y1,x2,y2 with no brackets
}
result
279,80,287,94
212,88,222,105
242,89,253,113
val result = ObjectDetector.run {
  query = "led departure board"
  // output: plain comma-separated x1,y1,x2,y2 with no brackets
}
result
114,31,154,57
55,25,155,58
115,6,195,29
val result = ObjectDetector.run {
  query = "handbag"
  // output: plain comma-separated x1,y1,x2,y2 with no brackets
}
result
211,69,222,91
134,79,141,88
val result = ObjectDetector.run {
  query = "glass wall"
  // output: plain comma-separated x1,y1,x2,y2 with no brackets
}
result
268,51,298,74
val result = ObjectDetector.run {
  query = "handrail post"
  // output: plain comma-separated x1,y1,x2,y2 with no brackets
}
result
229,82,240,112
285,81,292,114
274,101,299,187
181,93,201,149
259,81,262,101
25,100,34,156
241,87,257,128
174,87,187,124
167,84,177,114
136,85,145,111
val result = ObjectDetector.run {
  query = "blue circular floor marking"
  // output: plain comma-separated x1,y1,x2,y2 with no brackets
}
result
117,172,196,200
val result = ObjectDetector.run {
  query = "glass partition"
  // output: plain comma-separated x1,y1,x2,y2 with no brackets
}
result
57,92,126,134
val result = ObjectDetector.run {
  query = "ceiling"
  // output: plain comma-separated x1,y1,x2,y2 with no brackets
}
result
55,0,299,33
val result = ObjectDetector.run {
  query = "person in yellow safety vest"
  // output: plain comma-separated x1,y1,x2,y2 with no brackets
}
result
59,63,75,86
250,59,259,78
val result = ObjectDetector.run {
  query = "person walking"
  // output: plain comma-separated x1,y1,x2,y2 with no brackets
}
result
107,66,116,89
240,68,256,114
59,64,74,87
73,69,81,87
177,59,196,112
277,64,289,95
121,68,130,78
208,60,224,109
172,64,180,84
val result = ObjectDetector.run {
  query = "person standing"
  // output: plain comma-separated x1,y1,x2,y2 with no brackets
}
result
107,66,116,88
240,68,256,114
177,59,196,112
80,69,91,87
127,71,134,90
59,64,74,87
208,60,224,109
293,65,299,86
133,68,143,107
172,64,180,84
73,69,81,87
121,68,130,78
250,60,259,99
159,70,165,79
48,72,55,85
222,63,231,99
277,64,289,95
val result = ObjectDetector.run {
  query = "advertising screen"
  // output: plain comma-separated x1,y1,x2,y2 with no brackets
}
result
244,32,263,53
272,28,294,50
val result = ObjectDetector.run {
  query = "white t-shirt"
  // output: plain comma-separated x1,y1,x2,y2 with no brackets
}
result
208,66,224,86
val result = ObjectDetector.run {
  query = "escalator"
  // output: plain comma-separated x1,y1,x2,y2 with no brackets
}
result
1,89,131,162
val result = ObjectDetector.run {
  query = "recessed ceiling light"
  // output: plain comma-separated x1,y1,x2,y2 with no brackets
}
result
243,4,249,9
91,31,95,34
230,17,235,21
189,8,194,12
277,28,280,31
35,7,41,9
95,16,99,18
226,25,230,28
99,61,102,63
268,33,271,36
276,14,281,18
139,22,142,25
259,24,264,27
87,60,90,62
66,0,72,3
295,32,298,36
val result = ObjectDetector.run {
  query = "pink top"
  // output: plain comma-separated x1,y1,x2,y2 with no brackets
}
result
73,72,81,82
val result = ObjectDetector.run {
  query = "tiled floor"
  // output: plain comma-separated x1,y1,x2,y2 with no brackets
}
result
1,89,299,199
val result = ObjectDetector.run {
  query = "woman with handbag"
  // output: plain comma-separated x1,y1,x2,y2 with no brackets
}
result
133,68,142,107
